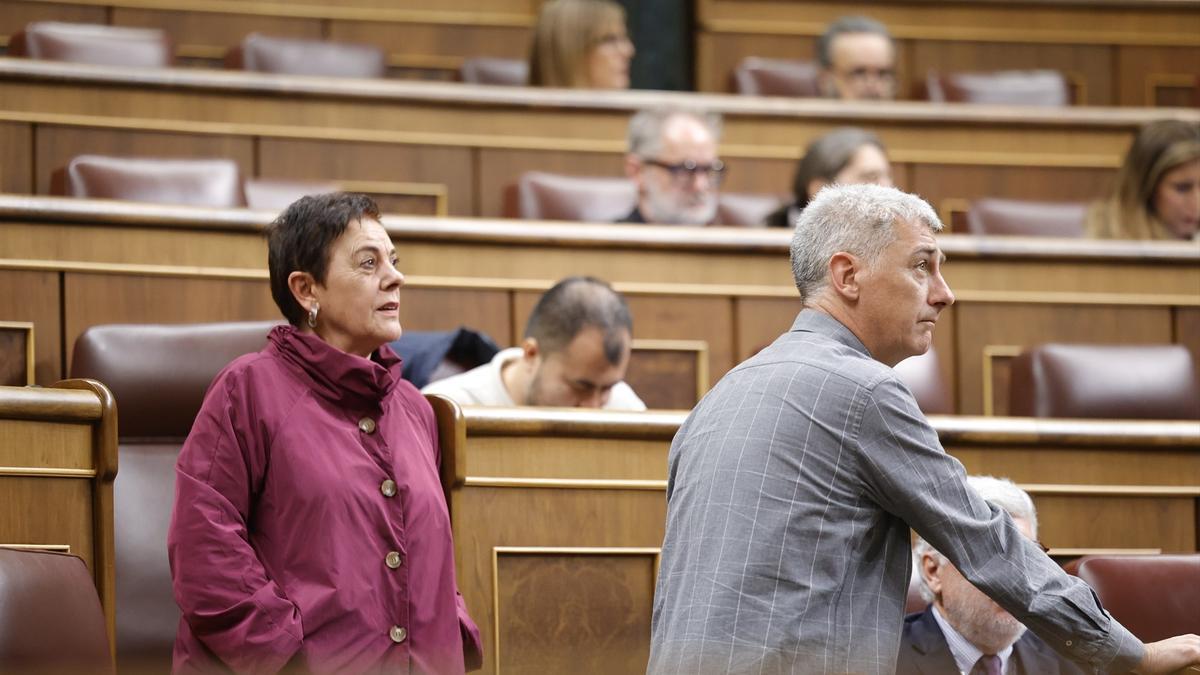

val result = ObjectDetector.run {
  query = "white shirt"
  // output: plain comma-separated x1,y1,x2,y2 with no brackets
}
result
421,347,646,410
931,603,1016,675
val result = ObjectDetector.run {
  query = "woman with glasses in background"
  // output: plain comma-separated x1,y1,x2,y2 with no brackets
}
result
764,127,893,228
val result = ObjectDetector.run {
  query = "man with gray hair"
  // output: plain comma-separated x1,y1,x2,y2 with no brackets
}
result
901,476,1086,674
620,106,724,225
817,15,897,100
648,184,1199,673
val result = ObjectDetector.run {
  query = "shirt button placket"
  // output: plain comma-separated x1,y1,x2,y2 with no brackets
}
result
389,625,407,643
385,550,403,569
380,478,397,497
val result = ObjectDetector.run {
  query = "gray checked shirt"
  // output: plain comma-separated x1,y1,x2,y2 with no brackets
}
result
648,309,1143,675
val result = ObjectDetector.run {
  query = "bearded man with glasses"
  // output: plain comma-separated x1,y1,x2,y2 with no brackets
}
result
621,106,725,226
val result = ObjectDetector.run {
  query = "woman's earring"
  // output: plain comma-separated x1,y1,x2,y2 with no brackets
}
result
307,303,319,329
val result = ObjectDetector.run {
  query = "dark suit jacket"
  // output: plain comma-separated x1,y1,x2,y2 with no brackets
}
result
897,606,1088,675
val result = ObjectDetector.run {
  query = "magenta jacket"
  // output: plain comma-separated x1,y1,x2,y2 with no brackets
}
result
168,325,482,674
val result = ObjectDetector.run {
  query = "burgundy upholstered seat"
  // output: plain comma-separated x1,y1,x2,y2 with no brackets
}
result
927,70,1070,106
508,172,636,222
965,198,1087,237
894,347,954,415
1073,554,1200,642
459,57,528,86
9,21,171,68
226,33,386,78
52,155,246,208
730,57,821,97
0,548,113,674
70,321,278,673
1009,344,1200,420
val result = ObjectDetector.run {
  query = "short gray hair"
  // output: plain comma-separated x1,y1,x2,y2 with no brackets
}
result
627,106,723,158
913,475,1039,603
789,184,942,303
817,15,893,69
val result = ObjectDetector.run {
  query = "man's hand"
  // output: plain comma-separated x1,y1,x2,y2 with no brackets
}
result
1135,635,1200,674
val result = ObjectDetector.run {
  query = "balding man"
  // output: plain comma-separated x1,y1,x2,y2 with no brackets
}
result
648,184,1199,674
621,106,724,226
422,276,645,409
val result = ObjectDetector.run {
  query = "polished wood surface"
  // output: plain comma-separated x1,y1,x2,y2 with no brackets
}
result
1,196,1197,414
1,59,1198,220
695,0,1200,106
7,0,1198,103
432,402,1200,674
0,379,117,659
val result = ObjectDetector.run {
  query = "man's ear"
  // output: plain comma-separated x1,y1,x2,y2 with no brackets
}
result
920,551,943,597
287,271,319,314
827,251,862,301
520,337,541,363
623,153,643,181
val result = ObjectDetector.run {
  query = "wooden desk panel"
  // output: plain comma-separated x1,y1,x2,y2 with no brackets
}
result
0,380,118,659
695,0,1200,107
434,404,1200,675
2,59,1198,220
2,197,1198,413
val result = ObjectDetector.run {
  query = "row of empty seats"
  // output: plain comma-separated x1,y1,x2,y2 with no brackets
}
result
10,21,1078,107
48,154,1096,235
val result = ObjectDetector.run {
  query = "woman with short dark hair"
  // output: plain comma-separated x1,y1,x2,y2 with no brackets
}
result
169,193,482,674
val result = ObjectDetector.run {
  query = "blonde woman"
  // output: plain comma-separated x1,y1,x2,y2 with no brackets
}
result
1086,119,1200,241
529,0,634,89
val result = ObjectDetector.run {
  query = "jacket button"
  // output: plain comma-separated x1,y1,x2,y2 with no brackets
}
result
389,625,407,643
358,417,377,434
380,479,397,497
385,551,403,569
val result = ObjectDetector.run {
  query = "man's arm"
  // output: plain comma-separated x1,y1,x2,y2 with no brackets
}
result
855,377,1147,672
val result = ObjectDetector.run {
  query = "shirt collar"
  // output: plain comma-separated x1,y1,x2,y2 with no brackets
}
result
931,604,1015,674
789,308,872,357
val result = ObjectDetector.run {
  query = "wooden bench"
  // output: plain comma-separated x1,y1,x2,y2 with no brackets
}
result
2,59,1198,225
430,402,1200,674
2,196,1197,414
0,379,117,657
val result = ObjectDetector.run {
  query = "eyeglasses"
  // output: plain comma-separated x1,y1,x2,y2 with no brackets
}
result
839,66,897,84
642,158,726,186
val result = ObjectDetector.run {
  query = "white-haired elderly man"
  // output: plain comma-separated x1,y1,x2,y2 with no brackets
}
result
620,106,724,226
901,476,1086,675
647,184,1200,674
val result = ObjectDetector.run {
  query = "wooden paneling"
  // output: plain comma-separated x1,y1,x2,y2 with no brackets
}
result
438,405,1200,674
907,41,1114,105
1174,307,1200,386
910,164,1113,233
111,8,323,66
0,322,34,386
0,121,32,194
1116,45,1200,107
61,272,278,373
695,0,1200,106
258,138,474,216
0,381,118,657
956,304,1174,416
400,286,513,346
0,269,61,384
5,59,1196,220
625,342,707,411
0,1,107,41
478,149,627,219
34,126,256,194
494,550,654,674
329,20,530,79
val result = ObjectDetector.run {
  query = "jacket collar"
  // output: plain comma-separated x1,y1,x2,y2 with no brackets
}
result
790,308,872,357
268,324,402,408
